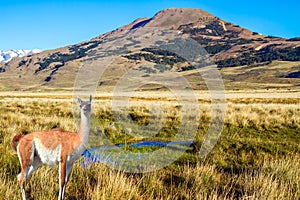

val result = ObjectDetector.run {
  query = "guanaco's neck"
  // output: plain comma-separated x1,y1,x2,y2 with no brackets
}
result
79,111,90,148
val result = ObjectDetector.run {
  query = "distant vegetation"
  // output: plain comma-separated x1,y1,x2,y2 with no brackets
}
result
123,48,186,67
124,44,300,69
35,41,101,74
204,44,231,54
284,71,300,78
180,21,226,36
180,65,196,71
217,46,300,68
287,37,300,41
175,20,300,68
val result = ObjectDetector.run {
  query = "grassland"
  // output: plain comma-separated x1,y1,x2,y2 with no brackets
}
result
0,90,299,199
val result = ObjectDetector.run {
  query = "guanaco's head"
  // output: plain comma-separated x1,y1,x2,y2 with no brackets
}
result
78,95,92,116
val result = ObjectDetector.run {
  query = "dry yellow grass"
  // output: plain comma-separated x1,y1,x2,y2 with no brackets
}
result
0,91,299,199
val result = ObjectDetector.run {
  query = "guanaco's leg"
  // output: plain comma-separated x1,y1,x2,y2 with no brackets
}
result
17,142,34,200
58,159,67,200
65,161,74,183
27,156,43,177
18,164,29,200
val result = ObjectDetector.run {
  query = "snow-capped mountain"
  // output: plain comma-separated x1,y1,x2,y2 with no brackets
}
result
0,49,42,62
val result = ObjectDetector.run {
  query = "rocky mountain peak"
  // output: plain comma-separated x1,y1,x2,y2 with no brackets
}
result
146,8,216,29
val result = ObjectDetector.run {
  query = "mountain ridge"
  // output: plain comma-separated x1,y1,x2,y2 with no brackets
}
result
0,8,299,91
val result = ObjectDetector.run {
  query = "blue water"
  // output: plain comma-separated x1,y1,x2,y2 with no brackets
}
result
81,140,193,167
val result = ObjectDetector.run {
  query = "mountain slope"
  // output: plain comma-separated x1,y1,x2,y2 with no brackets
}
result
0,8,299,91
94,8,300,67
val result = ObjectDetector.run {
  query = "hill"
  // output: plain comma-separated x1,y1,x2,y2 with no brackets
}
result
0,8,299,91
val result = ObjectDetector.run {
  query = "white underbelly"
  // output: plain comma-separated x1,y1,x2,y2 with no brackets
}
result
34,139,61,166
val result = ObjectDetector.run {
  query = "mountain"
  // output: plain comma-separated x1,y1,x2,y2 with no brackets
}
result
0,49,41,63
93,8,300,67
0,8,299,91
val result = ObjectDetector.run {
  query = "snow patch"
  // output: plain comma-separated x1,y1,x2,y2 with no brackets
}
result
0,49,42,62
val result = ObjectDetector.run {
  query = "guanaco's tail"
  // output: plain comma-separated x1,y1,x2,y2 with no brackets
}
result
12,133,23,152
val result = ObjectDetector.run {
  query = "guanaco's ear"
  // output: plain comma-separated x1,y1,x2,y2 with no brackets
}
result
89,95,92,103
78,96,82,104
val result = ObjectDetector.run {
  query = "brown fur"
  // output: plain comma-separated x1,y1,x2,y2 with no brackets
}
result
12,133,24,152
14,96,92,200
19,130,82,153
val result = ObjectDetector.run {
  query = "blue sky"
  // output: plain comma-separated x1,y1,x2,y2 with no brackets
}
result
1,0,299,50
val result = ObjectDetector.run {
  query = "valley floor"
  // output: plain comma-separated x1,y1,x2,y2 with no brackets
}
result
0,90,299,199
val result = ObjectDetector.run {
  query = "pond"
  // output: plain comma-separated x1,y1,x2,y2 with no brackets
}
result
81,140,194,167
